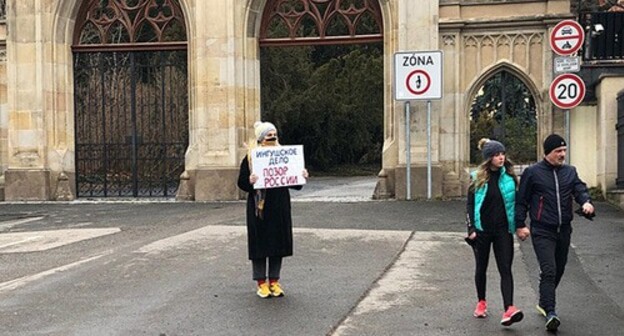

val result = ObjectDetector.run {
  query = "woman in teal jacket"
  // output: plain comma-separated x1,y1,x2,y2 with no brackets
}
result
466,138,524,327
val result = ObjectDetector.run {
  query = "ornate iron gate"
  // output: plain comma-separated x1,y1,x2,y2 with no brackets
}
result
74,51,188,197
617,91,624,188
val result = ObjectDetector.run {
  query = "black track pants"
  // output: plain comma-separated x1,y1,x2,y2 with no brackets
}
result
472,229,515,309
531,225,571,314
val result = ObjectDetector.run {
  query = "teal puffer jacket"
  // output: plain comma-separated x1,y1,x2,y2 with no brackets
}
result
471,166,517,233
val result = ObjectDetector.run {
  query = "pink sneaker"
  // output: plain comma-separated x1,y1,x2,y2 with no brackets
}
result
474,300,487,318
501,305,524,326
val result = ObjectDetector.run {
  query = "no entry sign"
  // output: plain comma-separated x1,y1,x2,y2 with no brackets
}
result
549,73,586,109
549,20,585,56
394,51,443,100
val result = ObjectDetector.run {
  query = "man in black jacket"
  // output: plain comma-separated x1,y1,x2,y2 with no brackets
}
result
515,134,594,332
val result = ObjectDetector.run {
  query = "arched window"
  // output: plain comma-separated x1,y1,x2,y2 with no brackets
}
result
260,0,383,46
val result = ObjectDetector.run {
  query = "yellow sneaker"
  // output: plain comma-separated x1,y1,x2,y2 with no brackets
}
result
269,281,285,297
256,283,271,298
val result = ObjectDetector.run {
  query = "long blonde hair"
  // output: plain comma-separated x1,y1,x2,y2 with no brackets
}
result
470,138,518,190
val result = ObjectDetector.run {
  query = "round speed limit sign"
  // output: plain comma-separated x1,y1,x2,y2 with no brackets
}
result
549,73,585,109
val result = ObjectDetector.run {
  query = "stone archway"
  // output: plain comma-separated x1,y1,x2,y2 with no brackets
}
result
3,0,193,200
243,0,397,198
72,0,189,198
466,63,540,166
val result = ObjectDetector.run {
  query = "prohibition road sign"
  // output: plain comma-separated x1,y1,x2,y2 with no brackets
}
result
549,19,585,56
549,73,586,109
394,50,443,100
406,70,431,95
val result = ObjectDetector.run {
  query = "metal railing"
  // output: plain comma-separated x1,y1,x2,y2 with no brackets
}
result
580,11,624,62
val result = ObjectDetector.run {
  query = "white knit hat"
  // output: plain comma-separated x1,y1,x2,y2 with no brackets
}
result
254,121,277,142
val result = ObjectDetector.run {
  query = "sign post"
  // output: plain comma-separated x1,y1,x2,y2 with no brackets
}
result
394,50,443,200
549,19,586,161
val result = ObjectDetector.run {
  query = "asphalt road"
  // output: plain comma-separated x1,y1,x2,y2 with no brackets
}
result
0,177,623,336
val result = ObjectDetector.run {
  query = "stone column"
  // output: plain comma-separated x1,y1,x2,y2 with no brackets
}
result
185,0,243,201
0,19,7,200
4,0,51,200
393,0,443,199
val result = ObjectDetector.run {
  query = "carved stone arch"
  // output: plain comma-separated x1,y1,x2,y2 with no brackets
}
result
496,34,511,47
72,0,188,51
52,0,192,51
481,35,495,48
528,32,544,45
245,0,391,46
464,60,542,165
242,0,395,199
465,35,478,49
257,0,383,46
49,0,194,138
464,60,541,110
512,33,528,46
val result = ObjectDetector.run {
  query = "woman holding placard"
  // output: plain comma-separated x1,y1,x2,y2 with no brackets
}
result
237,121,309,298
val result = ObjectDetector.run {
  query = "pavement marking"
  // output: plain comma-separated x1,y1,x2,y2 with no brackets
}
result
0,216,45,231
136,225,411,255
0,254,106,293
137,225,244,254
0,228,121,253
0,236,41,250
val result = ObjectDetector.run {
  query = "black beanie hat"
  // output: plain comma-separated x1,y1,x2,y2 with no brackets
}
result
543,134,567,155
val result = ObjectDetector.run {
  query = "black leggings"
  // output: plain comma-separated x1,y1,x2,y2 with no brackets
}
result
472,230,514,309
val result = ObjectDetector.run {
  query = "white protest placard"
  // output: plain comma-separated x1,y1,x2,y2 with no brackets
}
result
251,145,306,189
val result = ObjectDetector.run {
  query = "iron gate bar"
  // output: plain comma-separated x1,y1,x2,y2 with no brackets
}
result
130,52,139,197
617,92,624,188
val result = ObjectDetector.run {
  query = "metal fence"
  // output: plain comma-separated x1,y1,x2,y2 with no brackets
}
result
580,11,624,61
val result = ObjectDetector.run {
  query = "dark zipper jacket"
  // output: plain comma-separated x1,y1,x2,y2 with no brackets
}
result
515,159,591,231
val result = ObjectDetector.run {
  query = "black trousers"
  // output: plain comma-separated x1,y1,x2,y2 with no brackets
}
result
472,229,515,309
252,256,283,281
531,225,571,313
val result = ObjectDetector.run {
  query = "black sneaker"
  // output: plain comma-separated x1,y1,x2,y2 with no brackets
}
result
545,312,560,332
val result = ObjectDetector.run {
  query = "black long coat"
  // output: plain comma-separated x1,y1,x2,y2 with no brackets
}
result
237,155,302,260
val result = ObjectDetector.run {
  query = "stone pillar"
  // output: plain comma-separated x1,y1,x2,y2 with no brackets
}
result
185,0,242,201
394,0,443,199
4,0,51,200
0,19,7,200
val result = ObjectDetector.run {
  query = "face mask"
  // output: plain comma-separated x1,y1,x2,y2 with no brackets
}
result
265,137,277,142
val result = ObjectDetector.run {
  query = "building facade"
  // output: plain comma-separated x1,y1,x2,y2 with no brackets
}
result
0,0,621,203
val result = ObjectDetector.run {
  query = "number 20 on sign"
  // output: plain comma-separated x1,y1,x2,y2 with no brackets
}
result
549,73,585,109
